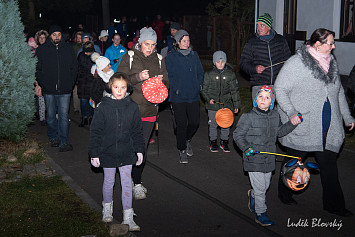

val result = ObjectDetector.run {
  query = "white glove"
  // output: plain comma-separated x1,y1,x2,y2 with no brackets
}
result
136,153,143,166
91,158,100,167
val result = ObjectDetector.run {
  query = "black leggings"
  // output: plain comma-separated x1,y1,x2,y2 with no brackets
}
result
172,101,200,151
278,147,346,211
132,121,154,185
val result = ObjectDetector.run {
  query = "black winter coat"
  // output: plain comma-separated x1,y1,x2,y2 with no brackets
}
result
233,108,296,172
77,52,94,99
36,38,77,94
88,96,145,168
240,30,291,87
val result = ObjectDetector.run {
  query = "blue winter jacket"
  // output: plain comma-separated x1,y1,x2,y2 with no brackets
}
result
104,43,127,72
165,50,204,103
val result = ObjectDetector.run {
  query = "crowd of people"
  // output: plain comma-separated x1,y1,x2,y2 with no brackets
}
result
29,12,354,232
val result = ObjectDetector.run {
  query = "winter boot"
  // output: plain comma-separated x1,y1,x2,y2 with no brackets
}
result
209,140,219,152
220,139,231,153
102,201,113,223
122,208,140,231
133,184,147,200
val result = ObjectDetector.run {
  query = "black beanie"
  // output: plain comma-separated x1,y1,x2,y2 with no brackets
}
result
49,25,62,35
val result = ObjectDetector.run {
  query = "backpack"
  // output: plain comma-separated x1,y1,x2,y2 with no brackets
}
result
128,50,163,70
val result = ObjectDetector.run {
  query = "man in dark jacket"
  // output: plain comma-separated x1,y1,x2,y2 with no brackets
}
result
36,25,78,152
240,13,291,95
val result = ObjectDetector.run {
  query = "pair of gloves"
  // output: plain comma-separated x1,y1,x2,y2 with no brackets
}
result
90,153,144,168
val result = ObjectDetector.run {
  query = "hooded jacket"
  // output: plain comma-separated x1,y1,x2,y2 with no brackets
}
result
88,95,145,168
201,64,241,111
275,44,355,153
36,38,77,94
118,44,169,117
240,30,291,87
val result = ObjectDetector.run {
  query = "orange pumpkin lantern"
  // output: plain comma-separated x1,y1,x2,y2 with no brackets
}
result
282,159,311,191
215,108,234,128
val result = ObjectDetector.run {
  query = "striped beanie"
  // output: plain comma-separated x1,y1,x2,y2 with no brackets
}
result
257,13,273,29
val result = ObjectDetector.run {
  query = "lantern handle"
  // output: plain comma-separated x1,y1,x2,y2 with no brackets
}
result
255,151,302,160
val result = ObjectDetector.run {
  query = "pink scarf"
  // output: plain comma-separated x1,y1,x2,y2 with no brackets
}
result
307,45,331,74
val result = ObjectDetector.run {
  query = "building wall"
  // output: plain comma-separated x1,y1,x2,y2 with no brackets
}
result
259,0,355,75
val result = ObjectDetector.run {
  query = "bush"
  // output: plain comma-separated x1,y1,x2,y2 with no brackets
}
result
0,0,37,142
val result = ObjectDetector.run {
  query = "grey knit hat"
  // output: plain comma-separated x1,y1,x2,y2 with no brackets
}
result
213,51,227,64
174,29,189,43
138,27,157,44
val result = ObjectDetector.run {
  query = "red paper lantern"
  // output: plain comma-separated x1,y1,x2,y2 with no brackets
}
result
142,77,168,104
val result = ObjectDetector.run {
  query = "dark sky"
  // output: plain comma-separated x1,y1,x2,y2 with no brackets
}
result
109,0,212,18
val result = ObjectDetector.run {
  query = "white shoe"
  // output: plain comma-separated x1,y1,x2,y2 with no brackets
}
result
102,201,113,223
133,184,147,200
122,208,140,231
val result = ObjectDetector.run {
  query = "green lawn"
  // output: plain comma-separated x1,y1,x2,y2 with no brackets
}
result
0,139,110,237
0,175,110,237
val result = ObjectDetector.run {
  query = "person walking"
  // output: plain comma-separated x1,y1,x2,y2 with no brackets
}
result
274,28,355,217
233,85,299,226
105,33,127,72
118,27,168,200
165,29,204,164
35,25,77,152
89,72,144,231
240,13,291,96
201,51,241,152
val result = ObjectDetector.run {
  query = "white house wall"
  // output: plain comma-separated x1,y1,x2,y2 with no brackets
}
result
259,0,355,75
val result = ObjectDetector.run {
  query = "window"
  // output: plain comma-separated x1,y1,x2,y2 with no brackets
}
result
341,0,355,41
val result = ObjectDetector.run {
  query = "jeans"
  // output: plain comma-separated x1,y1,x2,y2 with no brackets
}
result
44,94,71,146
80,98,94,118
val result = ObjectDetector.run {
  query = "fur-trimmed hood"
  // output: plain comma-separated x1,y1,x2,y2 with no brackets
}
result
297,44,338,84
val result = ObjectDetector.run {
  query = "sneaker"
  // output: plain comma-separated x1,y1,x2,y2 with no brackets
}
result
50,138,60,147
179,150,188,164
186,140,193,156
248,189,255,213
220,140,231,153
209,140,219,152
133,184,147,200
59,143,73,152
255,213,275,227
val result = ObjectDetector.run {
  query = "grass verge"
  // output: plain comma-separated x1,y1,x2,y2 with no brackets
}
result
0,175,109,236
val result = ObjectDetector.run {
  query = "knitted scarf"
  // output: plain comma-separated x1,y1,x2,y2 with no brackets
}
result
306,45,331,74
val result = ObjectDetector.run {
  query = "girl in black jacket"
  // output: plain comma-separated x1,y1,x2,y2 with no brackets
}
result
88,73,144,231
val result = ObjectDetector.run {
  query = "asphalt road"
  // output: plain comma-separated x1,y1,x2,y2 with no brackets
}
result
29,102,355,237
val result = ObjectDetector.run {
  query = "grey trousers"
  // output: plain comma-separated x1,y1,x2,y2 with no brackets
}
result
248,172,272,214
208,110,230,141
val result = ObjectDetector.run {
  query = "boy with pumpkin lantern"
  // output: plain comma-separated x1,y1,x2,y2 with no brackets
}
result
233,85,301,226
201,51,241,153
